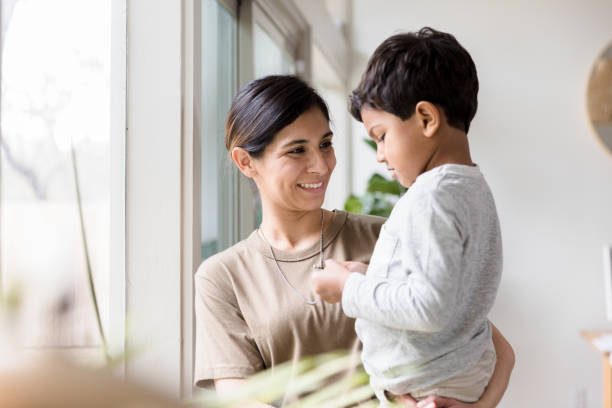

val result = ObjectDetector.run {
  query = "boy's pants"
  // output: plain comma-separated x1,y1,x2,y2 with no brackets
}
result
379,344,497,405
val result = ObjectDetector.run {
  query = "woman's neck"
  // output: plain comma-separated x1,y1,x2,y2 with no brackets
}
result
259,205,332,251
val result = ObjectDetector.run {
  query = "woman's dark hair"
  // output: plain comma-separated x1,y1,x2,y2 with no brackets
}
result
225,75,330,157
350,27,479,133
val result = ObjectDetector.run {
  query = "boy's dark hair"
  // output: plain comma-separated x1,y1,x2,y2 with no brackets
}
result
226,75,329,157
350,27,478,133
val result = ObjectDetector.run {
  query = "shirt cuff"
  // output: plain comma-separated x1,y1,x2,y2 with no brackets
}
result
341,272,365,318
194,365,261,388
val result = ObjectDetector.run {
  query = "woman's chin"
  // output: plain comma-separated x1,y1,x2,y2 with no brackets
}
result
292,196,326,212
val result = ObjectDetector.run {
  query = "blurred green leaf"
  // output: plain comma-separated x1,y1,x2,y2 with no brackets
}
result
363,138,377,151
192,351,389,408
368,197,394,218
284,353,361,397
316,384,377,408
195,352,370,408
286,370,370,408
367,173,402,196
0,281,23,316
71,142,110,363
343,138,407,218
344,194,363,214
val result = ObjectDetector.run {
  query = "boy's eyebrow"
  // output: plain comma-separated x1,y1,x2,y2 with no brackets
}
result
280,132,333,149
366,124,381,137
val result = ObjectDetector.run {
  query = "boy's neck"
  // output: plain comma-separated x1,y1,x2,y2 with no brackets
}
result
425,124,474,171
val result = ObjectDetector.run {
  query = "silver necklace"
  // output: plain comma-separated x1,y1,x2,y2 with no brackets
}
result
258,209,324,305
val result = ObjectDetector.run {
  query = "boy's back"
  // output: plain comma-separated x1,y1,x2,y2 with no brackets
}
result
343,163,502,397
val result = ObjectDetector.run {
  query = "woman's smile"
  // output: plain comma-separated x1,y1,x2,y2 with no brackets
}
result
297,181,325,193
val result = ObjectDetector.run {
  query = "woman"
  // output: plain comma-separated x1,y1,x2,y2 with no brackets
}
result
194,75,514,408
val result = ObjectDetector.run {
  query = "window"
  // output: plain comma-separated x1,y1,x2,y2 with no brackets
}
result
254,23,296,78
312,45,351,212
0,0,116,362
201,0,238,259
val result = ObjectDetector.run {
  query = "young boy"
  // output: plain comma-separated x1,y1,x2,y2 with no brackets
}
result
313,27,502,405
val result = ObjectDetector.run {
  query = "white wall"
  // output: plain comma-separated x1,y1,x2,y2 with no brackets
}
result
349,1,612,407
125,0,183,397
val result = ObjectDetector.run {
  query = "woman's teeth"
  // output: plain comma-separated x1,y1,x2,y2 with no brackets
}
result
299,182,323,189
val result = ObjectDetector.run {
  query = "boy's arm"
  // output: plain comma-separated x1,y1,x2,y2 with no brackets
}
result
314,195,464,331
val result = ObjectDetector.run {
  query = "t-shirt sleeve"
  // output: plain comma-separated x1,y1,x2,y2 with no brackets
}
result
194,263,264,388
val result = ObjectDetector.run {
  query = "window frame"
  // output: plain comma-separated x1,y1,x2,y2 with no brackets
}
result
123,0,352,400
109,0,127,374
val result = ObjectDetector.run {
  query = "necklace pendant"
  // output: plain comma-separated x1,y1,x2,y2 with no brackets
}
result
313,265,324,270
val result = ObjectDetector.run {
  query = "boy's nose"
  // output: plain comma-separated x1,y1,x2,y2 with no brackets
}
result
376,144,386,163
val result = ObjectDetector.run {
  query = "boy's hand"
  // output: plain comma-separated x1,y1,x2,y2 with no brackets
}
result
312,259,352,303
395,394,480,408
342,261,368,274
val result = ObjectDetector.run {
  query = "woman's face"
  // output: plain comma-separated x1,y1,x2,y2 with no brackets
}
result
252,106,336,213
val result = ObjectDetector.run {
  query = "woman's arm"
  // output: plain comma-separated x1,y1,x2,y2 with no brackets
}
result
214,378,275,408
475,322,515,407
397,322,515,408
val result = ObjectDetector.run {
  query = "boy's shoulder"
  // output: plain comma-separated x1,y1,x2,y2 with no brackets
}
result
411,164,489,199
392,164,494,220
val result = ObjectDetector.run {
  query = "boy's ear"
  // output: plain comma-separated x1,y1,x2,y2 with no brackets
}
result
415,101,441,138
231,147,258,178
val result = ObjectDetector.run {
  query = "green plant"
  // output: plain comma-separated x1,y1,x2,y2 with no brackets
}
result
344,139,407,218
71,140,110,363
194,351,401,408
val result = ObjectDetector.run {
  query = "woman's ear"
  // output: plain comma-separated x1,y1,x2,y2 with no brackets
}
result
231,147,257,178
415,101,440,138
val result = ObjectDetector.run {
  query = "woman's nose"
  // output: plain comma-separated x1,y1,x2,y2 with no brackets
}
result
308,151,329,174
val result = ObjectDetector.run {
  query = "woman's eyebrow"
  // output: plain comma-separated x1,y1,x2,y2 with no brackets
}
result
281,139,308,149
281,132,333,149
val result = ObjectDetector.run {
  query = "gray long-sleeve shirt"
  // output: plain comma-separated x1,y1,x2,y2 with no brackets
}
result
342,164,502,394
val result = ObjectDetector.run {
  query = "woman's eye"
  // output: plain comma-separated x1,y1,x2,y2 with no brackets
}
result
320,140,333,149
288,147,305,154
378,134,386,143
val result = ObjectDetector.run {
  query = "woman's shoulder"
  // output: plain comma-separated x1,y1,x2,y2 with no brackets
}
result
195,238,252,284
341,210,386,236
329,211,385,262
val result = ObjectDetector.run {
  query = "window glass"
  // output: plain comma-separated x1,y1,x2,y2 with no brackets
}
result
254,23,296,78
201,0,237,259
1,0,111,352
250,22,297,226
312,45,349,211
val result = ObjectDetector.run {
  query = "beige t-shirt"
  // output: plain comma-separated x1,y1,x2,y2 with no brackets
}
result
194,210,384,387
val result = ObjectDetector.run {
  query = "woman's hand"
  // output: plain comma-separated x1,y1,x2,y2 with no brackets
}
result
394,394,418,407
312,259,352,303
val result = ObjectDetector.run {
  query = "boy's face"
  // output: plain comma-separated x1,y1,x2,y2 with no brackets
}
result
361,106,435,188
